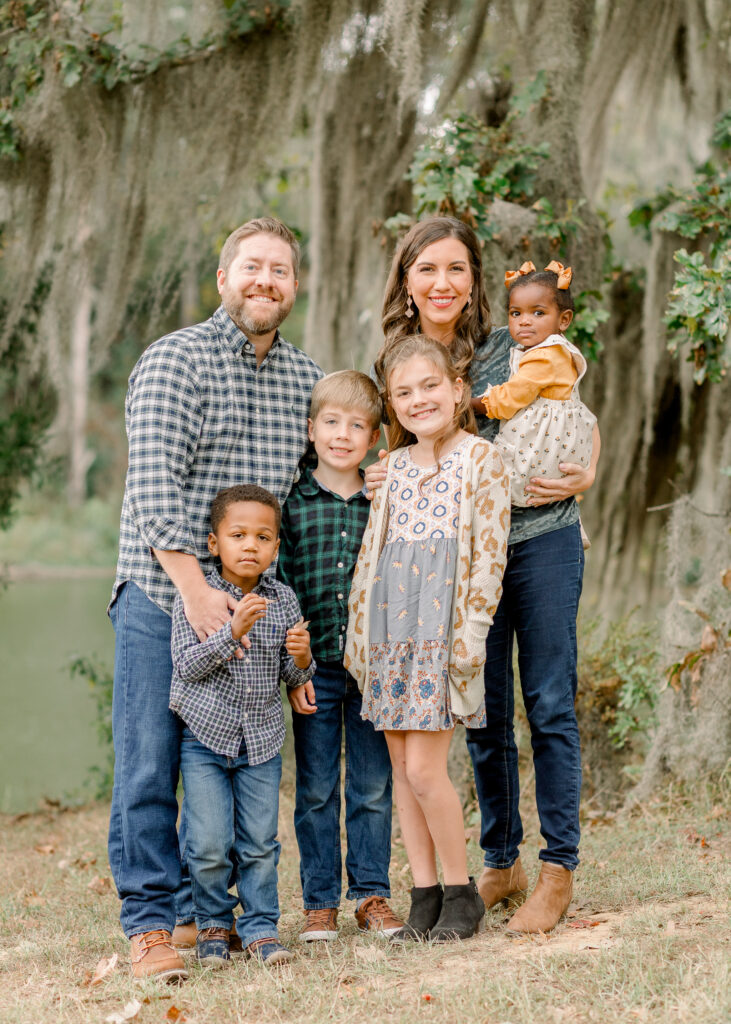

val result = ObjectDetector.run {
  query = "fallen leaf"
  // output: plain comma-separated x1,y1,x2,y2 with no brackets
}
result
34,844,55,855
700,624,718,652
85,953,119,987
165,1008,186,1022
105,999,142,1023
87,875,112,894
353,944,385,962
568,919,601,929
720,568,731,590
422,993,433,1001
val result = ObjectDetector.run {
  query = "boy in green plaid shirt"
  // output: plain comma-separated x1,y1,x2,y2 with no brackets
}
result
278,371,404,940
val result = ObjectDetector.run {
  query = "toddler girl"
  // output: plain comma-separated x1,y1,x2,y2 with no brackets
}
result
482,261,596,509
345,335,510,942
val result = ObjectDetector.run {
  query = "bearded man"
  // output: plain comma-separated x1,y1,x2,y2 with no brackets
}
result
108,218,323,979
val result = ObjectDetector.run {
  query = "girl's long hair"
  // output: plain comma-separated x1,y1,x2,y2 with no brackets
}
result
376,216,492,393
382,335,477,487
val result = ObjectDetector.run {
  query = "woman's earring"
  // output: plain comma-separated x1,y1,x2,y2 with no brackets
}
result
406,294,414,318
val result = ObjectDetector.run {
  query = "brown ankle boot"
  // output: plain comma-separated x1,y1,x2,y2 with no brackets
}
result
477,857,529,910
506,862,573,935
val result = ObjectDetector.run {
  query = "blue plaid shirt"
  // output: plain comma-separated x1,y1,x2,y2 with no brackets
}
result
170,568,316,760
111,305,323,614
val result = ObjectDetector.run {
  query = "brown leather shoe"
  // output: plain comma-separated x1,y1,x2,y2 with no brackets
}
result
299,907,339,941
477,857,529,910
171,922,197,950
506,862,573,935
355,896,404,936
130,930,188,981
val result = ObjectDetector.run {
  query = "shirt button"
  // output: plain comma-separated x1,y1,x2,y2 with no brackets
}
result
341,531,347,537
243,712,248,720
337,593,344,600
341,625,346,631
337,561,344,568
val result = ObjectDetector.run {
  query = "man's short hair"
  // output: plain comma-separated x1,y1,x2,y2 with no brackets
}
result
309,371,383,430
210,484,282,534
218,217,300,278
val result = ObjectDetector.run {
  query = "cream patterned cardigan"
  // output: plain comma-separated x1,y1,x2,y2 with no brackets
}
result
344,435,510,718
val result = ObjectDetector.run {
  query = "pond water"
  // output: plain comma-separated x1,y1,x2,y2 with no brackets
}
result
0,575,114,813
0,574,297,814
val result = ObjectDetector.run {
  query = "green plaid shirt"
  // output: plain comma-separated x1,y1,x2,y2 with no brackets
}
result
278,467,370,664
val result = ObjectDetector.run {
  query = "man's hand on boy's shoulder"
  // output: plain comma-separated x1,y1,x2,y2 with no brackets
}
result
231,593,268,642
288,679,318,715
285,618,312,671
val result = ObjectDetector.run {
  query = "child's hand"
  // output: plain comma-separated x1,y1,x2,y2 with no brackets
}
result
288,680,318,715
231,593,268,641
286,618,312,670
364,449,387,499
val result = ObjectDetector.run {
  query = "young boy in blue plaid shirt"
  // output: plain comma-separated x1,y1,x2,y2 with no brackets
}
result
277,371,403,940
170,484,315,967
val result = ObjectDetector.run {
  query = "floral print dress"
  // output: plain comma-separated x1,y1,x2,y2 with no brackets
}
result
361,438,486,731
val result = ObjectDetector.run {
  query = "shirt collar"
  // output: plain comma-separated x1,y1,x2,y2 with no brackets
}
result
297,465,367,500
208,564,279,599
213,304,282,358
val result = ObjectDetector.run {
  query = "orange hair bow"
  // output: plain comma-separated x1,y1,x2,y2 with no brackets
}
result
504,261,536,288
544,260,573,289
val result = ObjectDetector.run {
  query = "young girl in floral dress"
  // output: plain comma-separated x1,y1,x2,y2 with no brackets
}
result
345,335,510,942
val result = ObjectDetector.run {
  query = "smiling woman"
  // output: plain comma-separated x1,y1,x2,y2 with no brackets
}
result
367,215,601,937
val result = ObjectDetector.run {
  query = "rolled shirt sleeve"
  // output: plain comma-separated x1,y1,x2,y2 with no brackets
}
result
125,344,201,555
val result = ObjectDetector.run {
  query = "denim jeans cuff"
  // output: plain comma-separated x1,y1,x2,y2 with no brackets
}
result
346,888,391,901
483,857,519,870
175,917,195,927
196,917,234,931
539,854,578,871
125,921,175,940
240,928,280,947
303,900,341,910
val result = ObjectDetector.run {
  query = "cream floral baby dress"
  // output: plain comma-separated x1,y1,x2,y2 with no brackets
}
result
493,334,597,507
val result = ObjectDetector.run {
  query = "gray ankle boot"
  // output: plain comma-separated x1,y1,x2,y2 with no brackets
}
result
429,877,484,942
390,884,443,942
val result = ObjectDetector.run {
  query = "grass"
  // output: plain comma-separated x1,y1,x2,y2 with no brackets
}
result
1,775,728,1024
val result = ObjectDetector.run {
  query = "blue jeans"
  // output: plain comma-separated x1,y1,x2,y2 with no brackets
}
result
292,663,393,908
180,729,282,944
465,522,584,871
108,582,183,937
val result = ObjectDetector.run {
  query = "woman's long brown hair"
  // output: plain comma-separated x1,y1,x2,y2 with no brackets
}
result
375,216,492,396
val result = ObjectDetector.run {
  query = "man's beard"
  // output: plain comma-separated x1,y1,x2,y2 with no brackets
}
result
224,293,294,338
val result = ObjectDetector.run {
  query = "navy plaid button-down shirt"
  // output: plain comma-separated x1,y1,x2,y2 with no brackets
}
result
170,568,315,760
278,468,370,664
111,305,323,614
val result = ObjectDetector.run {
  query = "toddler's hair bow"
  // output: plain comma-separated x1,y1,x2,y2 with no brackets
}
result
504,259,573,289
544,260,573,289
504,261,536,288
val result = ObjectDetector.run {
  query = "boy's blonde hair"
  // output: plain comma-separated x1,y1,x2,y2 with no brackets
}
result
309,370,382,430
